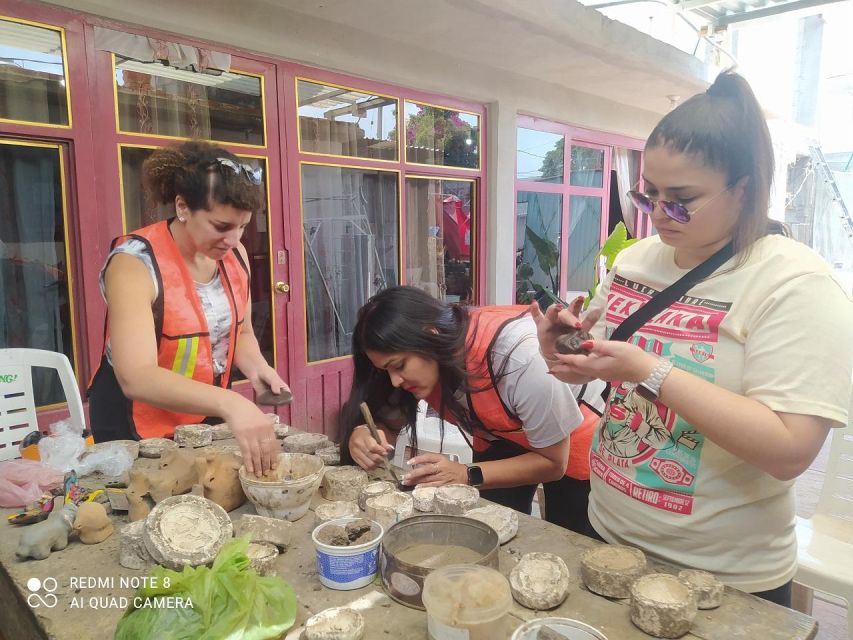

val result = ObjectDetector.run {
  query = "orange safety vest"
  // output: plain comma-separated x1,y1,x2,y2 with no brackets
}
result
426,305,599,480
91,219,249,439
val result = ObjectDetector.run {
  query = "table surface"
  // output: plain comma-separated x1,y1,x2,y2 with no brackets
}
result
0,439,817,640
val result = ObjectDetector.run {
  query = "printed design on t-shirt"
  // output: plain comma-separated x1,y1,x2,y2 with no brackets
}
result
591,275,732,515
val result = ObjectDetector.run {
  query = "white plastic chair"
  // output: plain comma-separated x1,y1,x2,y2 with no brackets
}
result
0,348,85,461
794,393,853,640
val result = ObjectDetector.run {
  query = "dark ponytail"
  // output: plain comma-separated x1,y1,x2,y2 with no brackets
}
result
647,69,775,259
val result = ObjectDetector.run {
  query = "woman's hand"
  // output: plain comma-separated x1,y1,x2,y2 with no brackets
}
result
348,425,395,471
549,339,658,385
223,396,280,477
529,297,601,383
402,453,467,487
250,364,290,397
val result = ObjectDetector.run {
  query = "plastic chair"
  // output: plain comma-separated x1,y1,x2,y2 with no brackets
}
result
0,348,85,461
794,393,853,640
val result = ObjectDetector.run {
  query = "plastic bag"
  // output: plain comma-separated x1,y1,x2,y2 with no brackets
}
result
76,443,133,477
38,419,86,472
0,459,64,507
115,537,297,640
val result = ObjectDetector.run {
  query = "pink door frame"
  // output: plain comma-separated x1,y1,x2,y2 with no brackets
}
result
1,0,487,437
515,114,645,302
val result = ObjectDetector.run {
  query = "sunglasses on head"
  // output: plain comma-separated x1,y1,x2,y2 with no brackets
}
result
209,157,263,185
627,182,735,224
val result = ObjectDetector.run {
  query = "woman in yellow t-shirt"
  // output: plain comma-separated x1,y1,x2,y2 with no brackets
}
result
534,70,853,607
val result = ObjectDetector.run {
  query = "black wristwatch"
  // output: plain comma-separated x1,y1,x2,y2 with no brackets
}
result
466,464,484,487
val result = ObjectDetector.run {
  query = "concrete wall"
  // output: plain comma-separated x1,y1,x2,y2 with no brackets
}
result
42,0,707,302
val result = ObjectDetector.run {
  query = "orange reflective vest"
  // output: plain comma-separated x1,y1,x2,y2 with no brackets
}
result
91,220,249,439
426,305,600,480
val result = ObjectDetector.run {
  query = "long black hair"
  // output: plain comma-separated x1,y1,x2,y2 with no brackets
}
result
339,286,488,464
646,70,782,261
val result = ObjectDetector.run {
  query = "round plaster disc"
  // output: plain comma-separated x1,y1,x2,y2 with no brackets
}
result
142,495,232,570
138,437,178,458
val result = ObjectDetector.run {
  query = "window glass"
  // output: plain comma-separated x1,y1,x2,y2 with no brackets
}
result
115,58,264,145
404,102,479,169
516,192,562,304
405,178,474,303
567,195,602,294
570,145,605,187
297,80,397,160
0,141,74,406
301,164,399,362
0,19,69,125
516,128,564,183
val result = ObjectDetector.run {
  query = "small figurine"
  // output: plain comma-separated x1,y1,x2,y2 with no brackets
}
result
555,326,593,355
73,502,114,544
7,495,54,526
15,502,78,561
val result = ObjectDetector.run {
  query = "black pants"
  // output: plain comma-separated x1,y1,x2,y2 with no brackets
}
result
473,439,591,535
582,522,793,607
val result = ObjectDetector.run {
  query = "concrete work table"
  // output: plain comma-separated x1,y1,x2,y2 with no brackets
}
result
0,459,817,639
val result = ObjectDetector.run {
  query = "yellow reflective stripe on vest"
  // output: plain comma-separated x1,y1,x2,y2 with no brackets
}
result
171,336,200,378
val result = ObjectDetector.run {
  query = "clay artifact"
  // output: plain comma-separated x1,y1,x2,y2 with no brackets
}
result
316,518,376,547
677,569,723,610
434,484,479,515
174,423,213,448
246,541,279,576
510,552,571,610
126,448,201,521
314,501,360,527
580,544,647,598
73,501,114,544
138,437,178,458
16,502,78,561
119,520,153,570
630,573,698,639
195,452,246,512
305,607,365,640
321,465,368,501
555,326,593,355
233,513,293,549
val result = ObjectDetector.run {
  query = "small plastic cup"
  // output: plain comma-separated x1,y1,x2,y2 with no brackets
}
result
312,517,384,590
422,564,511,640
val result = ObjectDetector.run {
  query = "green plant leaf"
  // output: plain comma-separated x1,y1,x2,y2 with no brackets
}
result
524,225,559,275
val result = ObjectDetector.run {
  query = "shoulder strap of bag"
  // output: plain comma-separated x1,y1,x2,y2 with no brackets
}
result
609,240,734,343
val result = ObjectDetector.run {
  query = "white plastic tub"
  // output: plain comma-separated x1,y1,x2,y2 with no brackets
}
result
312,517,384,590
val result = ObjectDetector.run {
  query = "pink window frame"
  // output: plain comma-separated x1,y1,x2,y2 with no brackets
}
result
514,114,645,302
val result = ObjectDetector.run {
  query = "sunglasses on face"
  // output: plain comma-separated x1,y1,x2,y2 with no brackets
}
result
210,157,263,185
627,183,735,224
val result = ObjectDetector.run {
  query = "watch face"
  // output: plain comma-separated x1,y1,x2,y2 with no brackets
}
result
467,465,484,487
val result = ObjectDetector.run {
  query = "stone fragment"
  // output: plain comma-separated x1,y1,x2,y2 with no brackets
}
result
119,520,153,570
365,491,413,531
314,501,359,528
412,486,436,512
283,432,330,454
105,488,129,512
555,327,593,355
138,437,178,458
305,607,365,640
209,423,233,440
580,544,647,598
465,504,519,544
321,466,368,502
316,444,341,466
232,513,293,549
247,541,279,576
434,484,479,515
677,569,723,610
174,423,213,448
345,518,374,543
317,524,350,546
274,424,289,439
630,573,698,638
358,480,395,511
509,552,570,610
142,495,232,570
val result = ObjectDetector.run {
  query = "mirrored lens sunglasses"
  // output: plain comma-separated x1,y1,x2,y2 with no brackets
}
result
211,157,263,185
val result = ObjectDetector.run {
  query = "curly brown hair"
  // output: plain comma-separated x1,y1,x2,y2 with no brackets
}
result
142,140,264,214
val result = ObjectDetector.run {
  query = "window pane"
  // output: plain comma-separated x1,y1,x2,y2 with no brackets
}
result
0,19,69,125
570,145,604,187
301,165,399,362
404,102,479,169
567,196,602,294
516,128,564,183
516,192,562,304
610,147,642,235
405,178,474,303
0,142,74,405
119,147,274,369
115,58,264,145
297,80,398,161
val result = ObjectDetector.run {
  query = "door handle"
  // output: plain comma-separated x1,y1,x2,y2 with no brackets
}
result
274,281,290,294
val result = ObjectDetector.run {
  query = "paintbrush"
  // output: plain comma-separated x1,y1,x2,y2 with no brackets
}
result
359,402,401,484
